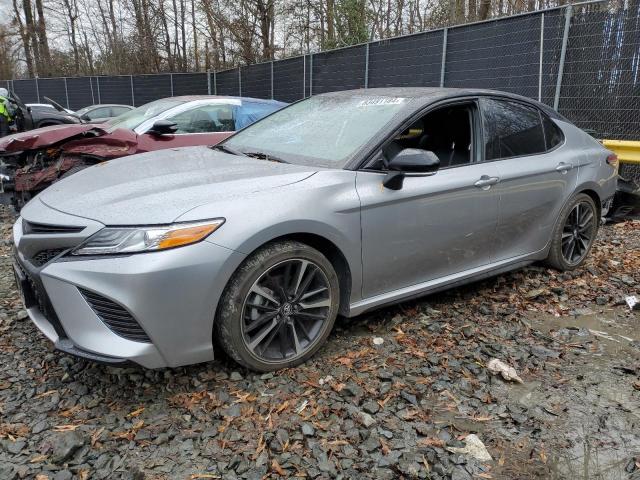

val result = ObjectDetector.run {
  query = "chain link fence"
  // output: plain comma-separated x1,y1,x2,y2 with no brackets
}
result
2,0,638,139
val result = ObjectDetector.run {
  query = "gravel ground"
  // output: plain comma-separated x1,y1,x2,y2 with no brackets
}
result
0,206,639,480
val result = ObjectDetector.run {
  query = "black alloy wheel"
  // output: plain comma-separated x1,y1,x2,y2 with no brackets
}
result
561,200,596,265
242,258,332,362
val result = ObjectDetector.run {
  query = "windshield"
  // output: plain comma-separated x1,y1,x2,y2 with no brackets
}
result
224,95,409,168
106,98,184,131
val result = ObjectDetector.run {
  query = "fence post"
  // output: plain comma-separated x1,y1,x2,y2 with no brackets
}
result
96,77,101,104
239,68,242,96
63,77,70,109
270,61,274,99
554,4,572,111
364,43,370,89
303,55,306,98
213,70,217,95
207,70,211,94
35,77,40,102
440,28,448,88
130,75,135,106
170,73,174,97
538,13,545,102
89,77,95,104
310,54,314,96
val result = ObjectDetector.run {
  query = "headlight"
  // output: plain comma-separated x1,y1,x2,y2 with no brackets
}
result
72,219,225,255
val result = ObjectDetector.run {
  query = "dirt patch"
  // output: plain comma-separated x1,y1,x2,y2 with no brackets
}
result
1,206,639,479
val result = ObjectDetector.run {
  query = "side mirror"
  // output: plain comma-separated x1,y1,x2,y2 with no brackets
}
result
147,119,178,136
383,148,440,190
80,113,92,122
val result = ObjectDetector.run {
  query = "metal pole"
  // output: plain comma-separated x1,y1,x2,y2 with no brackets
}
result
130,75,135,106
538,13,545,102
310,54,313,96
364,43,370,89
238,68,242,96
554,5,572,111
35,77,40,102
96,77,101,104
440,28,448,88
303,55,306,98
63,78,70,109
89,77,95,104
170,73,174,97
270,61,274,99
207,70,211,95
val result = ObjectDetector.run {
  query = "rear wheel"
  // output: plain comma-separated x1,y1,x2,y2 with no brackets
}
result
215,240,340,371
546,193,598,270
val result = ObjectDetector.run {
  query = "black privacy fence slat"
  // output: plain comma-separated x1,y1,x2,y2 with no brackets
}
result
172,73,208,96
215,69,240,96
312,45,367,94
96,76,133,106
445,14,542,98
240,63,271,99
133,74,172,105
37,78,67,107
2,1,638,139
65,77,94,110
273,57,305,103
368,31,444,88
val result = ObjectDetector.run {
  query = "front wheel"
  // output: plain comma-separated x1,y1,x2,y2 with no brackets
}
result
215,240,340,371
546,193,599,270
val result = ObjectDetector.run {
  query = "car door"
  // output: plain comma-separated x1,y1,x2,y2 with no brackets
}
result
356,100,501,299
479,97,580,261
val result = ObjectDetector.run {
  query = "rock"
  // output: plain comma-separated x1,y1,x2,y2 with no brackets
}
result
362,400,380,414
446,434,492,462
6,440,26,454
53,471,73,480
51,431,86,464
301,423,315,437
229,371,243,381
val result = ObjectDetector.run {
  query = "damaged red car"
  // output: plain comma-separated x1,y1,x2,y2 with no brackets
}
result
0,96,286,208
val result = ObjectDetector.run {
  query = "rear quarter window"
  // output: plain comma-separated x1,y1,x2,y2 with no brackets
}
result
542,115,564,150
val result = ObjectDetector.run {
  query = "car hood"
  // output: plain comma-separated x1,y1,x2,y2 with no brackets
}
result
0,124,108,153
37,146,318,225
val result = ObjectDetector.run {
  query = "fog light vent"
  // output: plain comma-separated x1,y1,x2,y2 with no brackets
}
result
78,288,151,343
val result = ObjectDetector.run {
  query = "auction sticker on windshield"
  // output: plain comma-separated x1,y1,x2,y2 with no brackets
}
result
357,97,406,107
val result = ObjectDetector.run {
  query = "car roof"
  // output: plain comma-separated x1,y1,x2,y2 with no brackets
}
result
319,87,564,120
171,95,287,105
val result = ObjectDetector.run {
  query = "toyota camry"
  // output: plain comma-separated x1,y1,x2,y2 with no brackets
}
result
12,88,618,371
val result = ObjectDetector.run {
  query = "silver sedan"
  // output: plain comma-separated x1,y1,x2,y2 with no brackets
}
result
12,88,618,371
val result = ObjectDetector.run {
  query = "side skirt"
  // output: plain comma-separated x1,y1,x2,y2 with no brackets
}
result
347,254,543,317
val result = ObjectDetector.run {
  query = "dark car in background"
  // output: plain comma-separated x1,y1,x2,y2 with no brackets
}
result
26,100,83,128
0,96,286,208
76,104,134,123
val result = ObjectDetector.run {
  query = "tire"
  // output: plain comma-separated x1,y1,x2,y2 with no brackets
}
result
215,240,340,371
545,193,599,271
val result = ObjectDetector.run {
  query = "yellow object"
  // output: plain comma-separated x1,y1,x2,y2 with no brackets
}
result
602,140,640,165
157,222,223,249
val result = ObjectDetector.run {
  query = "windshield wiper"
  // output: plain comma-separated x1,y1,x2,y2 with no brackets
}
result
243,151,288,164
212,144,246,156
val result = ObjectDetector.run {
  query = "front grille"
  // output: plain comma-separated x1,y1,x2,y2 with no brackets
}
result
23,220,85,235
31,249,65,267
78,288,151,343
619,163,640,183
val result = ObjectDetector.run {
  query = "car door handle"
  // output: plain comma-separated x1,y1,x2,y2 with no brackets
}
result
474,176,500,189
556,162,574,173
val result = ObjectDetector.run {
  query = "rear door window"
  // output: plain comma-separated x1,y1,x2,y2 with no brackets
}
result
480,98,546,160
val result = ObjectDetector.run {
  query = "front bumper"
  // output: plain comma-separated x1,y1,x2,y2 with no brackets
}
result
13,211,246,368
